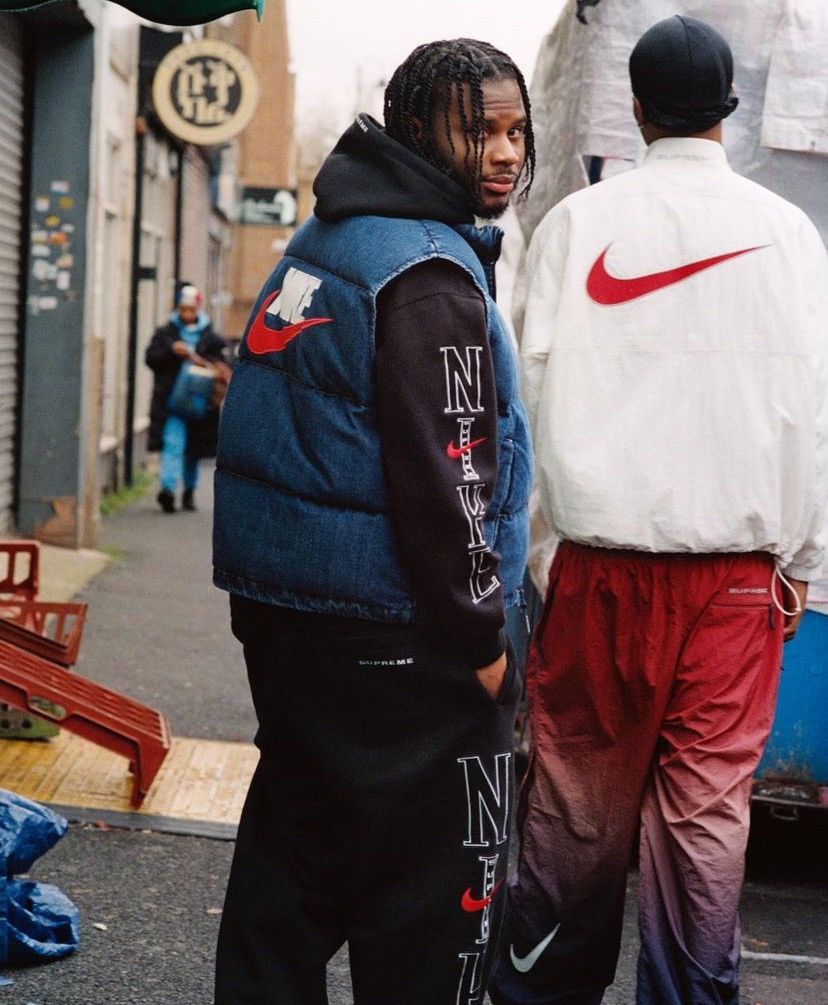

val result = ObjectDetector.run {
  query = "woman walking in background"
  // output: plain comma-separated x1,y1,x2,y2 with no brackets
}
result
145,284,228,513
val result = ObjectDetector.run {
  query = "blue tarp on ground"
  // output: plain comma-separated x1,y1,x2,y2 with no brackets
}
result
0,789,79,966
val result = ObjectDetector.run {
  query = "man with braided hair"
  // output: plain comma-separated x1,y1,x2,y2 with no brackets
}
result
213,38,534,1004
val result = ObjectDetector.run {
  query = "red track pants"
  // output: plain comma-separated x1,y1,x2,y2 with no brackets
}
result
492,543,783,1005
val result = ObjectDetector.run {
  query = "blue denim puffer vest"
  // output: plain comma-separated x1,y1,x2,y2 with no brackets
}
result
213,214,532,623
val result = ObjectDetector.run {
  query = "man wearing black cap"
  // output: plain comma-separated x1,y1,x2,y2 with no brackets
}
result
491,15,828,1005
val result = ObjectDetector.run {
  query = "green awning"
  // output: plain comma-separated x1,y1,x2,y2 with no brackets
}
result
0,1,264,24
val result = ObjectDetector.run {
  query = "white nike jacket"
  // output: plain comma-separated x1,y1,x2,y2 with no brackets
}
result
523,137,828,580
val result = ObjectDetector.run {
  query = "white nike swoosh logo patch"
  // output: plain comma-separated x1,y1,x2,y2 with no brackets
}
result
510,923,561,973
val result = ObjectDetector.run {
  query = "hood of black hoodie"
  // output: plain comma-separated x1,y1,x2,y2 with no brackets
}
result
313,115,476,225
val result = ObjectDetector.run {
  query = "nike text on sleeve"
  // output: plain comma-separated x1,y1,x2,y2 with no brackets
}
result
376,259,505,668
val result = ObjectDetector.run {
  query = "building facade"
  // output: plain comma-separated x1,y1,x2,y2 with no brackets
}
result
0,13,27,536
212,5,296,343
0,0,293,547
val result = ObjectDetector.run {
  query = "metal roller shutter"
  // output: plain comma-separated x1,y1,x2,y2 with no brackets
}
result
0,15,24,533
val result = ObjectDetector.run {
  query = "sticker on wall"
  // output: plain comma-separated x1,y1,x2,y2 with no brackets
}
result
29,179,78,312
32,261,58,282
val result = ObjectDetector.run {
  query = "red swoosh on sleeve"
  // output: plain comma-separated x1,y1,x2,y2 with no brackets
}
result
461,878,504,912
247,290,332,354
446,436,488,460
586,244,769,306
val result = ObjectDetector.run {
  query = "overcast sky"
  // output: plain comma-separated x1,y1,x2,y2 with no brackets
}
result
285,0,566,126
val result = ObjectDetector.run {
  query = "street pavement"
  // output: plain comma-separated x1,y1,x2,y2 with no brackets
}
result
69,468,255,742
1,466,826,1003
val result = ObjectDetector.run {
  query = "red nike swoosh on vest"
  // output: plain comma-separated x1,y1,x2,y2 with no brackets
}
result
446,436,488,460
586,244,769,306
247,290,332,354
461,878,504,913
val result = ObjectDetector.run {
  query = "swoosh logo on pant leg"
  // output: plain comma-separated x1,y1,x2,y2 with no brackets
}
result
586,244,769,305
460,877,504,912
510,923,561,973
246,290,332,354
446,436,488,460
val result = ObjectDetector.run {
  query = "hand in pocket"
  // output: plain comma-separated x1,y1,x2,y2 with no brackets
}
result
475,651,507,701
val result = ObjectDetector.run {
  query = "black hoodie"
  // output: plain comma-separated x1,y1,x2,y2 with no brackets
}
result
314,115,475,224
312,117,506,669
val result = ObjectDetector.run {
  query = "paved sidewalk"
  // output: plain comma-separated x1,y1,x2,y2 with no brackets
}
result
37,543,110,604
71,466,256,744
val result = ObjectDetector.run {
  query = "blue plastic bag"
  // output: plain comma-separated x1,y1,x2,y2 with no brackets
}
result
166,361,215,420
0,790,79,965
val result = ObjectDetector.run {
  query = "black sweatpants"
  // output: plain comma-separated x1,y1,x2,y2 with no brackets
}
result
215,596,521,1005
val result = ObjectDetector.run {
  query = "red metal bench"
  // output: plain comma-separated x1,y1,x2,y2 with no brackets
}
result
0,598,87,666
0,640,171,806
0,541,171,807
0,540,40,599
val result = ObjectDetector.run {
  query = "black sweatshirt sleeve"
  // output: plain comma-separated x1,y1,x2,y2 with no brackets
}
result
375,258,505,669
144,326,178,373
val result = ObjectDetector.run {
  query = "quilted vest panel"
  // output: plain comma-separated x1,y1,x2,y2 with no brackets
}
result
213,214,531,622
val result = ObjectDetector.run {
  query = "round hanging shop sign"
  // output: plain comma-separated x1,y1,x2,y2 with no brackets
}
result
152,39,260,146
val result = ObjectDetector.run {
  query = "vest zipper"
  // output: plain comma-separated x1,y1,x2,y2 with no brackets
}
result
518,586,531,635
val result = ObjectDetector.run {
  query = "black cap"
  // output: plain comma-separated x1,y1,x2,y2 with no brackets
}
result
629,15,738,131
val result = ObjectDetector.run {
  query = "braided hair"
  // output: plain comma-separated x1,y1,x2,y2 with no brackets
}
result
383,38,535,202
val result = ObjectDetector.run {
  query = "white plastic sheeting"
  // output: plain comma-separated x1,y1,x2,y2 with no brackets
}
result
761,0,828,155
519,0,828,245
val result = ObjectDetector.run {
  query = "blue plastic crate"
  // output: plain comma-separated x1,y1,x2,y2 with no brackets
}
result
757,610,828,787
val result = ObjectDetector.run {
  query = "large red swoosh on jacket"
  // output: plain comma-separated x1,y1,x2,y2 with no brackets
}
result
247,290,332,354
586,244,768,306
